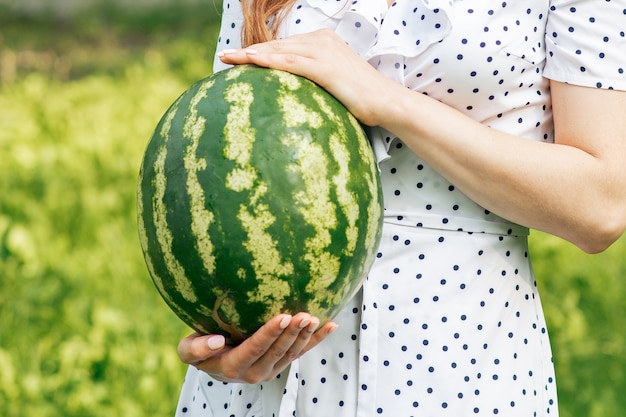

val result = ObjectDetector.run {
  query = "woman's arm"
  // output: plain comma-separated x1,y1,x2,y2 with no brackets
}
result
218,29,626,253
380,78,626,253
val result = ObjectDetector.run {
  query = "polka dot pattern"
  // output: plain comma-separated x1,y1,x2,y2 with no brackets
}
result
182,0,625,416
544,0,626,90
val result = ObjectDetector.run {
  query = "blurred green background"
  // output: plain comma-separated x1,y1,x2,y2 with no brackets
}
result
0,0,624,416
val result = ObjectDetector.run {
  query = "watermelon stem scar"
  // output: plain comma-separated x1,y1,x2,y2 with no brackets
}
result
212,292,245,344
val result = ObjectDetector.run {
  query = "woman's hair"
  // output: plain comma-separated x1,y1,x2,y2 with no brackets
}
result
240,0,298,46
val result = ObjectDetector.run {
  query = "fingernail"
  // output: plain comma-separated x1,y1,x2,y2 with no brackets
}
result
328,323,339,334
279,315,292,330
307,317,320,332
218,48,238,57
245,48,259,55
299,318,312,329
207,335,225,350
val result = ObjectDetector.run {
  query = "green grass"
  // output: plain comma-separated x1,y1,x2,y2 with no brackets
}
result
530,232,626,417
0,3,625,416
0,4,220,416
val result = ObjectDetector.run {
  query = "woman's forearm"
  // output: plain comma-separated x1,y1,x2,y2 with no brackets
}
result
380,79,626,253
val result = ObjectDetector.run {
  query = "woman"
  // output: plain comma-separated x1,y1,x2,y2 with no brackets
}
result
175,0,626,415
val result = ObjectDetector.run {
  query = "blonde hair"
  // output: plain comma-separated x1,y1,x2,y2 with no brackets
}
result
240,0,298,46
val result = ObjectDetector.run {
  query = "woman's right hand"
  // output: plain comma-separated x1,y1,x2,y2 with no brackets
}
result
177,313,338,384
217,29,400,127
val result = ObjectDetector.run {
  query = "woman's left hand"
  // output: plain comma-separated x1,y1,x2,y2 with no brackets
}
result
217,28,400,127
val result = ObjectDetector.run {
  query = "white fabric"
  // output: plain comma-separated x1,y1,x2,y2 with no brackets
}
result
177,0,626,416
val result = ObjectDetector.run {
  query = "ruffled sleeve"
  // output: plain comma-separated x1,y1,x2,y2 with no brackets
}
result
301,0,456,61
365,0,457,162
301,0,458,162
295,0,383,57
543,0,626,90
363,0,454,61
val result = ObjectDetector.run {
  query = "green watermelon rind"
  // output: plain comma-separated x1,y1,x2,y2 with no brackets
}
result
137,65,383,344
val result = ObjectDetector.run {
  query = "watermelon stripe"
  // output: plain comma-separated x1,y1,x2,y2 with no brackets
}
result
238,204,293,315
183,80,217,277
329,134,360,254
352,115,384,254
138,97,201,326
151,104,198,304
286,132,341,293
137,165,188,320
275,84,347,318
278,93,324,128
223,82,258,192
314,90,360,255
224,80,293,319
273,68,302,91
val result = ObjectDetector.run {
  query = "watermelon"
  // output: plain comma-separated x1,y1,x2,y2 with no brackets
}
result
137,65,383,344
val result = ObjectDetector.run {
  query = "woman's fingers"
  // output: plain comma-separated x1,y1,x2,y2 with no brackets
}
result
177,332,227,365
177,314,293,370
222,313,297,371
219,46,317,80
299,321,340,357
218,29,344,79
259,314,320,373
184,313,334,383
217,313,315,382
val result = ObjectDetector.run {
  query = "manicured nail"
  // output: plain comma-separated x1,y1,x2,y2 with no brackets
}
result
299,318,312,329
279,315,292,330
307,317,320,332
217,49,236,58
207,335,225,350
328,323,339,334
245,48,259,55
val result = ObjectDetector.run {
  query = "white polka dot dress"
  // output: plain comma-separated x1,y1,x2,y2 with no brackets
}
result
176,0,626,416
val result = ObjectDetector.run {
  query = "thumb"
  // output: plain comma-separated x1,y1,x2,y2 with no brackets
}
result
178,333,226,364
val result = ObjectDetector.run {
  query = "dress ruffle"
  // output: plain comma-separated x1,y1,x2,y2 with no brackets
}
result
303,0,456,60
303,0,457,161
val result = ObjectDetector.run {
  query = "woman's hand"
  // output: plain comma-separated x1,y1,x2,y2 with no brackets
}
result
177,313,338,384
217,29,401,127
